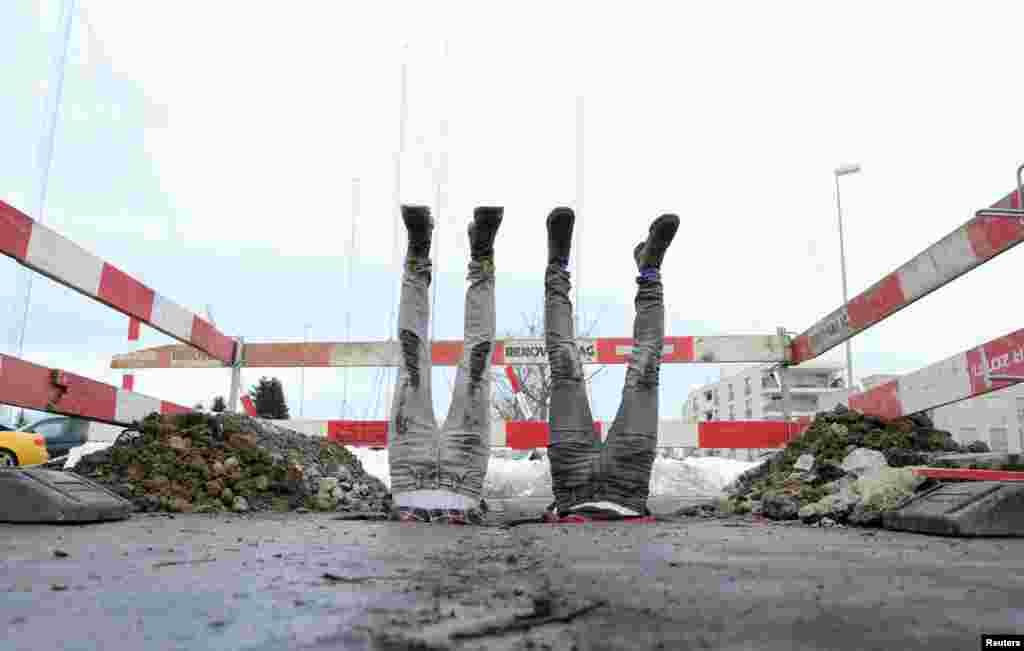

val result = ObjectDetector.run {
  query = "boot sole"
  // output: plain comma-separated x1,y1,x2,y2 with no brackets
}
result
637,213,680,268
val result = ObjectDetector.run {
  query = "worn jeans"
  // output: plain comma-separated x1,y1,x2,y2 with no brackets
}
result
389,256,495,503
546,264,664,514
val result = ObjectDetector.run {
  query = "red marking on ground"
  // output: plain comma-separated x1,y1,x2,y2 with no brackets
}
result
122,374,134,391
697,421,795,449
189,317,236,364
846,273,906,330
98,263,155,322
848,380,903,420
328,420,388,447
0,201,33,261
432,341,464,366
913,468,1024,482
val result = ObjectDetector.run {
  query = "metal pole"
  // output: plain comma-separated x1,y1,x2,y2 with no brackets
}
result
228,337,244,413
11,0,76,424
777,327,792,427
835,174,854,390
574,95,584,336
300,323,311,418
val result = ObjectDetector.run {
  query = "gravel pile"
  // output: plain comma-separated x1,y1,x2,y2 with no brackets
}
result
71,412,390,515
688,404,975,527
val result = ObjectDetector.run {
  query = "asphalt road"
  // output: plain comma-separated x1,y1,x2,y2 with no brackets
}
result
2,499,1022,650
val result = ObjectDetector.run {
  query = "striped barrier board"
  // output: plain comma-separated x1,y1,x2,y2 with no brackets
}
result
846,327,1024,420
0,201,238,365
0,353,192,426
913,468,1024,482
792,188,1023,364
110,334,790,369
276,418,808,449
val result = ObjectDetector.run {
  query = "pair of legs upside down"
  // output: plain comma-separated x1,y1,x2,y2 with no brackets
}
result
388,205,679,525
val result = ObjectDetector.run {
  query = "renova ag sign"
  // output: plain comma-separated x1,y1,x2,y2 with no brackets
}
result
503,339,597,365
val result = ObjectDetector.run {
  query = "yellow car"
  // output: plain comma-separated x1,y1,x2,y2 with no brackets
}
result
0,425,49,467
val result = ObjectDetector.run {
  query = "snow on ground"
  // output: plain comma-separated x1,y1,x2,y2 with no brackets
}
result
64,441,115,469
345,448,760,498
59,433,762,500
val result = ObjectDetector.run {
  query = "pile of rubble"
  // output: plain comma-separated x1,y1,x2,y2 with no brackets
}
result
71,412,390,514
708,405,985,527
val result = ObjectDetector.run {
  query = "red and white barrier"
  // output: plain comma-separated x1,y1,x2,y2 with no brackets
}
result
793,188,1023,364
846,327,1024,420
111,334,790,369
271,418,807,450
0,200,238,365
0,352,191,426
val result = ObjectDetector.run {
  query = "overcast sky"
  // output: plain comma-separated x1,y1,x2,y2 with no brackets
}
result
3,1,1023,425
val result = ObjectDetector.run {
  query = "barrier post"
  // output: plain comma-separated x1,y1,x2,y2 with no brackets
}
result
778,327,792,434
122,317,140,392
228,337,244,413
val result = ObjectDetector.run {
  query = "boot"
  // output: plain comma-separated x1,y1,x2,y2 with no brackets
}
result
401,205,433,260
546,207,575,267
468,206,503,261
634,213,679,271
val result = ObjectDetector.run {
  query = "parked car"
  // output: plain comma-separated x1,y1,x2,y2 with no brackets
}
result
0,425,49,467
21,417,90,460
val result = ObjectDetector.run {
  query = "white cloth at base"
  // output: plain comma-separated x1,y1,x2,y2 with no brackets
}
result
568,501,640,516
394,490,477,511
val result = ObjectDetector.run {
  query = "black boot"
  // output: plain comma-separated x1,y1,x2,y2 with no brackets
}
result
401,205,433,260
634,213,679,271
547,207,575,267
468,206,503,261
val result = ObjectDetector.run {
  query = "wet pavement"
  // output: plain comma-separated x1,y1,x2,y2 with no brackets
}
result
2,499,1023,650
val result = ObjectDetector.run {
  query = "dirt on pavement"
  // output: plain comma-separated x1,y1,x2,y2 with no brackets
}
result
2,502,1022,650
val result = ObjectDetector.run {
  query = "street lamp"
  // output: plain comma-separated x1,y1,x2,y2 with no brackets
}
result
300,323,311,418
833,163,861,391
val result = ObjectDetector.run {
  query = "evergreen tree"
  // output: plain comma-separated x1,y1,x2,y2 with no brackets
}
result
248,377,290,419
211,396,227,413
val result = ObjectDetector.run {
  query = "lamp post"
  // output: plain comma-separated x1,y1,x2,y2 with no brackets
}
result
834,163,861,391
300,323,311,418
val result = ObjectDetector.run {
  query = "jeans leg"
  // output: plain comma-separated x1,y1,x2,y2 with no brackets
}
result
389,256,440,495
545,263,599,512
439,260,495,501
595,270,664,513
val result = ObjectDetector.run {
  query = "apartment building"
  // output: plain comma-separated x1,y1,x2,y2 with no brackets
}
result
682,360,849,424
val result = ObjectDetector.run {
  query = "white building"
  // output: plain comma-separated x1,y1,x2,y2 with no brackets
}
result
682,361,850,424
860,374,1024,453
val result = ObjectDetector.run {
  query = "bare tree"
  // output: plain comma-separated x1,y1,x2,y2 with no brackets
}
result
491,307,608,423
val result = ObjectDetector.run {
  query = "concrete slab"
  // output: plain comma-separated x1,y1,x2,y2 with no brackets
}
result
884,480,1024,536
0,468,132,523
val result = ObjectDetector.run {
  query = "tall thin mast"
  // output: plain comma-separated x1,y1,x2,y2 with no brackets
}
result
431,41,449,344
384,46,409,419
342,177,360,418
574,96,584,337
